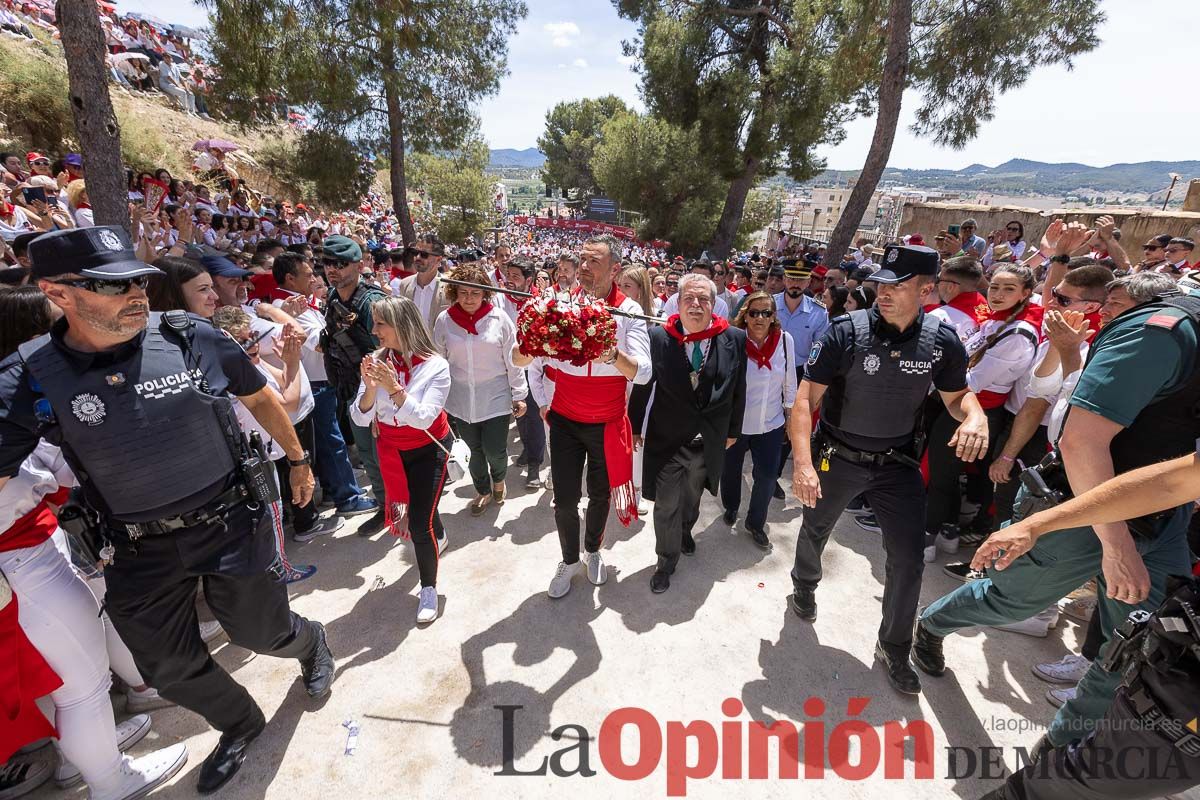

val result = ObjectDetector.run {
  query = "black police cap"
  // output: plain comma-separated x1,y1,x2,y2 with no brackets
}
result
869,244,939,284
28,226,162,280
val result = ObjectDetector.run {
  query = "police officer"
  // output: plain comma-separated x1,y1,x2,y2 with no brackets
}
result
0,227,335,795
788,244,989,695
972,448,1200,799
320,235,388,534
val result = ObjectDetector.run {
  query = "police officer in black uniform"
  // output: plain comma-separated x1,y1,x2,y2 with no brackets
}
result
0,227,335,795
788,244,990,695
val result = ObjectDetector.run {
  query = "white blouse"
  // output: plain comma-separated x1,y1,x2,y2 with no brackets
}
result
432,305,527,424
964,317,1039,397
350,354,451,431
741,331,797,435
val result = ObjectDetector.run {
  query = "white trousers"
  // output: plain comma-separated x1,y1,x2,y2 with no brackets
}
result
0,532,124,795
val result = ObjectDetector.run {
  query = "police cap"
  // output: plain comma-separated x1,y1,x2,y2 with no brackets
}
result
323,235,362,263
28,226,162,280
869,244,939,284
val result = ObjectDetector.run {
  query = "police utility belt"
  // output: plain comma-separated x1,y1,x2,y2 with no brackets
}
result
813,429,921,471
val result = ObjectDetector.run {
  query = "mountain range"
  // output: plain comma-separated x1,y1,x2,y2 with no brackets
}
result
488,149,1196,196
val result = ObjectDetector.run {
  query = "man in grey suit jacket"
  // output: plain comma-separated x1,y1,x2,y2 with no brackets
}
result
394,234,450,332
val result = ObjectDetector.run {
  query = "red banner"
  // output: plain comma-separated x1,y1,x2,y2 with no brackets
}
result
507,216,669,249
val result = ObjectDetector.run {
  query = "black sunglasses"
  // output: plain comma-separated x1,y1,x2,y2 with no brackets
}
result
322,259,350,269
747,309,773,319
53,275,150,295
1050,287,1093,308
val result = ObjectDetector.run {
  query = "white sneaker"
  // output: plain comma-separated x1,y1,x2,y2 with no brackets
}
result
57,714,151,787
922,533,937,563
584,551,607,585
992,607,1060,638
292,516,345,542
1032,654,1092,685
198,619,226,644
935,532,960,554
548,560,582,599
1046,686,1076,708
416,586,439,624
436,532,448,556
1059,595,1096,624
958,501,980,525
86,743,187,800
125,685,174,714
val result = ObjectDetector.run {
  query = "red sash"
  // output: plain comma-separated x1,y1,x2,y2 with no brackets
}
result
0,594,61,762
552,372,637,526
0,500,57,553
976,303,1045,409
746,328,781,370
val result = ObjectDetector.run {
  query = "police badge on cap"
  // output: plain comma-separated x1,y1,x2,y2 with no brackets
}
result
28,226,163,281
869,245,940,284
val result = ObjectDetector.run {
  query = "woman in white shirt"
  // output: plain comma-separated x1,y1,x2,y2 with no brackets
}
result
352,296,453,624
720,291,796,549
433,264,528,516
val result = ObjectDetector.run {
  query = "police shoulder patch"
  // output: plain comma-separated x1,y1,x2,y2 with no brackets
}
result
1146,310,1186,330
808,341,823,365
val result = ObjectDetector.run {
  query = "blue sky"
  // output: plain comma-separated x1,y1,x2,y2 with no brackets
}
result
131,0,1197,171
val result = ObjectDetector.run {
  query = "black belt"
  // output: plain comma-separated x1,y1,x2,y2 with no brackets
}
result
114,483,252,539
823,437,920,470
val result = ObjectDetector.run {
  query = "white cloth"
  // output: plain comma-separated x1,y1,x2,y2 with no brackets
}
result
73,207,94,228
1026,342,1090,442
927,303,980,345
964,317,1039,397
0,440,75,533
662,292,730,320
350,354,451,430
742,332,797,435
528,294,652,408
432,305,527,424
411,275,440,323
232,361,314,461
1004,340,1054,426
271,292,328,382
526,358,556,409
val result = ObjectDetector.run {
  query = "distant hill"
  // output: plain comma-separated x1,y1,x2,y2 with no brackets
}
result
814,158,1200,196
488,148,545,169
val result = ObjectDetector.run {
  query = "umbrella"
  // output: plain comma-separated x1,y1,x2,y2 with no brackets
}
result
112,51,149,64
171,23,207,40
192,139,240,153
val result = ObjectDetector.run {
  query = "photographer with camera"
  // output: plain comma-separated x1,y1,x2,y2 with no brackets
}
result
0,228,335,795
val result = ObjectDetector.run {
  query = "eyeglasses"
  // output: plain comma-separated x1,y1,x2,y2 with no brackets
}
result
321,259,349,269
1050,287,1094,308
746,309,773,319
52,276,150,295
31,159,50,166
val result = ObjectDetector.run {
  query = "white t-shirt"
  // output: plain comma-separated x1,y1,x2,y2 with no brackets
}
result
232,361,314,461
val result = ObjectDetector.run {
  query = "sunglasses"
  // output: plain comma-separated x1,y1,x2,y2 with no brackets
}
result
1143,245,1162,251
746,309,774,319
321,259,350,269
31,159,50,166
53,276,150,295
1050,287,1093,308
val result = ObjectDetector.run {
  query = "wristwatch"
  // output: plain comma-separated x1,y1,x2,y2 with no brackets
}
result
287,451,311,467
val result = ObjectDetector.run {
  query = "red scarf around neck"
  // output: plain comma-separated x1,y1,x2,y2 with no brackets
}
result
664,314,731,345
374,352,451,537
746,328,781,370
946,290,988,321
985,301,1045,333
447,302,494,335
603,282,627,309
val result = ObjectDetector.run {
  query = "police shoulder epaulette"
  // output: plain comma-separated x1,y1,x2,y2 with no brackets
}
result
1145,308,1188,330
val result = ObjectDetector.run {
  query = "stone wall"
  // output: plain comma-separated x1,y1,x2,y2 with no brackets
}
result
899,201,1200,252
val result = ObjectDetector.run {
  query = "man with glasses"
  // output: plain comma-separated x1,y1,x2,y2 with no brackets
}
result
0,227,335,793
1136,234,1172,273
958,218,986,259
1164,237,1195,274
928,255,985,344
662,259,730,318
394,233,450,332
321,235,388,533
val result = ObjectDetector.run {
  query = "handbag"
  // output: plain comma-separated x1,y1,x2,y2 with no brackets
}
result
424,429,468,483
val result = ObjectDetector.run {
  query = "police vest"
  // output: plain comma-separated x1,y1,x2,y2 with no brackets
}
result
821,310,941,443
19,313,240,520
322,282,386,399
1096,296,1200,537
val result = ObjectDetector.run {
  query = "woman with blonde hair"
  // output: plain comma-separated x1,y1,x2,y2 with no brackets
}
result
351,296,453,624
433,263,527,515
64,179,93,228
617,265,655,317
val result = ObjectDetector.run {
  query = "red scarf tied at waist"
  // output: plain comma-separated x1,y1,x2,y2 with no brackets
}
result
373,353,451,538
1,591,62,763
745,328,781,370
447,302,494,335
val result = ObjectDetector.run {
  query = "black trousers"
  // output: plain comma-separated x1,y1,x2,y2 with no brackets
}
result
103,501,318,737
994,423,1050,526
995,685,1200,799
393,436,450,587
548,410,609,565
791,451,926,653
653,441,708,573
925,405,1011,534
274,414,318,533
516,371,546,467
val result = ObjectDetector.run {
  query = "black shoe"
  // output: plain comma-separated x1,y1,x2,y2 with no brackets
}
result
789,588,816,621
943,562,986,582
772,482,786,500
748,526,770,550
300,622,335,699
911,620,946,676
650,570,671,593
357,509,386,537
197,712,266,794
844,494,870,514
874,642,921,695
854,513,881,533
515,453,529,467
681,532,696,556
722,508,737,525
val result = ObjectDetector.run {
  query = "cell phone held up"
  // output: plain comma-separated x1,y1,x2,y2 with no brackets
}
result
21,186,46,206
947,224,960,237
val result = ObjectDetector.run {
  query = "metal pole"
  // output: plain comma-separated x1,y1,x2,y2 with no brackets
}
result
1162,175,1180,211
438,277,667,325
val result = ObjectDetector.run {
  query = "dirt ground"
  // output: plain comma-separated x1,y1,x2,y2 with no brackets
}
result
26,458,1091,800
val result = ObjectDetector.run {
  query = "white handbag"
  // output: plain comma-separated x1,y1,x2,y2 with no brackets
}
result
425,429,468,483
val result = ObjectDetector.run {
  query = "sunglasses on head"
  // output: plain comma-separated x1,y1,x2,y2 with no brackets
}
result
746,309,773,319
53,275,150,295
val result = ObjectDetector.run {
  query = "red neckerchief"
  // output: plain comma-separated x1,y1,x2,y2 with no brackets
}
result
447,302,494,335
746,328,781,370
1083,311,1103,344
76,201,91,210
0,202,12,217
922,303,940,313
986,301,1045,333
664,314,731,344
657,293,668,303
946,291,987,322
604,282,628,308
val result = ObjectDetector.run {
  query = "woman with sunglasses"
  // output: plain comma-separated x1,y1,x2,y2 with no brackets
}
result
351,296,452,624
984,220,1027,268
433,264,527,515
28,153,54,180
720,291,797,549
1135,234,1172,273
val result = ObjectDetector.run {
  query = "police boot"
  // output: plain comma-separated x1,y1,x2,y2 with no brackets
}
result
788,587,816,622
911,619,946,676
300,621,336,699
874,642,921,696
197,710,265,795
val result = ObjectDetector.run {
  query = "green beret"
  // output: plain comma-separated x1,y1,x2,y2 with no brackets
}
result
323,235,362,263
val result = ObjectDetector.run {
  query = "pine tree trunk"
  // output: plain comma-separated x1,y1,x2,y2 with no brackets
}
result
823,0,912,269
383,77,416,246
57,0,126,231
707,158,761,259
